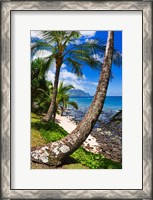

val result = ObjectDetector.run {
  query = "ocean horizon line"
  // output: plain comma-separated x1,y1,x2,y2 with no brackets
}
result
70,95,122,98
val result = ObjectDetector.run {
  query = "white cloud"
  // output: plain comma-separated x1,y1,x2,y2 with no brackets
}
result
80,31,96,38
45,60,56,80
46,66,97,95
62,79,85,91
82,74,86,79
61,63,66,69
85,38,96,43
46,70,55,81
71,39,82,45
33,51,52,60
60,69,78,80
92,54,104,62
75,39,82,45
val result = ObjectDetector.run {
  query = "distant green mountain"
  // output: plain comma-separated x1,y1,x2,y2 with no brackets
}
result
68,89,90,97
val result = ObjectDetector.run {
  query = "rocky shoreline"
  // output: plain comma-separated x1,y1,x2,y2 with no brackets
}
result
92,121,122,163
64,108,122,163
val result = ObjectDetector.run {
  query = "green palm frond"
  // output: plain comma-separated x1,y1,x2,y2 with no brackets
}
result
75,39,106,55
55,81,79,111
40,31,80,49
109,71,115,81
32,56,56,80
39,31,59,45
68,101,79,110
31,39,54,58
73,55,102,70
66,58,83,77
69,49,90,59
112,51,122,67
58,81,74,94
31,41,52,50
43,54,57,72
63,31,80,46
37,88,50,98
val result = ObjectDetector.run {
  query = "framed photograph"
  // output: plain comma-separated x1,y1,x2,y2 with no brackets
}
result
1,0,152,199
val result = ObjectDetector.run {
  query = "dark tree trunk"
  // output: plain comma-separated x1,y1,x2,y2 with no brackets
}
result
42,59,61,122
32,31,114,166
60,106,64,116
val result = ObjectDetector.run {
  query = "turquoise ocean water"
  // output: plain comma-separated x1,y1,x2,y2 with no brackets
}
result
66,96,122,125
69,96,122,112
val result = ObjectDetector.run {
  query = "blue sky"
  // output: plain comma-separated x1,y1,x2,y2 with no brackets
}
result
31,31,122,96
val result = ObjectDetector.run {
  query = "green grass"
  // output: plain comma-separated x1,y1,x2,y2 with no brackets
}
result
71,147,121,169
31,128,46,147
31,113,122,169
62,163,89,169
31,114,68,143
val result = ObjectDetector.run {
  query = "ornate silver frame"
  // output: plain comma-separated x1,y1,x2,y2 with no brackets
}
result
1,1,152,199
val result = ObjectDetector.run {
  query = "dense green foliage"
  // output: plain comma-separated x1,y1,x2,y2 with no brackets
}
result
31,78,78,115
31,113,121,169
31,58,51,113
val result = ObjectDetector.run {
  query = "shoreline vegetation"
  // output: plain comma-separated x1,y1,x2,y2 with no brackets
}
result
31,108,122,169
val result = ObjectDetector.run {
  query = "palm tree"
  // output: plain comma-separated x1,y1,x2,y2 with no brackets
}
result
38,81,78,116
56,81,78,116
31,31,106,121
31,31,115,166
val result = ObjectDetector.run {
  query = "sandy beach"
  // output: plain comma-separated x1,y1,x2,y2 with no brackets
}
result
56,114,100,154
56,114,122,163
56,114,76,133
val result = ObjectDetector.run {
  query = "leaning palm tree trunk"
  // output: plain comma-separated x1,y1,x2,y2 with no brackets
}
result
42,61,62,122
31,31,114,166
